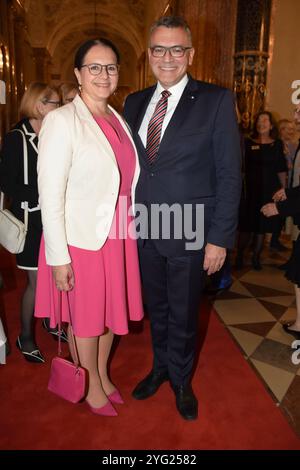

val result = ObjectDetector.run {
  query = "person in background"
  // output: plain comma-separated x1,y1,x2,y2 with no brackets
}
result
278,119,297,184
0,270,9,360
124,16,241,420
235,111,287,270
279,106,300,272
262,185,300,339
58,82,78,105
270,119,298,252
35,38,144,416
290,106,300,190
0,317,7,362
0,82,63,363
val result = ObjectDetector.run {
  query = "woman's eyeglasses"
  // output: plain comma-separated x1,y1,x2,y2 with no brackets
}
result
42,99,60,107
81,63,119,76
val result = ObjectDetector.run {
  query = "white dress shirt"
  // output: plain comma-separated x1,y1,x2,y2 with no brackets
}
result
138,74,189,147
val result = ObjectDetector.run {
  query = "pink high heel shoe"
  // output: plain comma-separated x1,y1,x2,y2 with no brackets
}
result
108,389,124,404
86,400,118,416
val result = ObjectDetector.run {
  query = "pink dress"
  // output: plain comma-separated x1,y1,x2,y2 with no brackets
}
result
35,114,144,337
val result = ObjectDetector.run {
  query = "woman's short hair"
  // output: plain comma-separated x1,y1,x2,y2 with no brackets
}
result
252,111,279,140
19,82,57,119
278,119,293,130
74,38,120,69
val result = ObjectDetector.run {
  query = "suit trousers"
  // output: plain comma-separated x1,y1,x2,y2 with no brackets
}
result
139,239,205,387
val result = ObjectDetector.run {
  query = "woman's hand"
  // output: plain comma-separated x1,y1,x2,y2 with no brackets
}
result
261,203,279,217
52,264,74,291
272,188,287,202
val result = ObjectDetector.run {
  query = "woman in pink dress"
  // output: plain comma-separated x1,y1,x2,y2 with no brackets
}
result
35,38,144,416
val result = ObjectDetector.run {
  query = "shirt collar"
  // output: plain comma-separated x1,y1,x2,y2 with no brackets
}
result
154,74,189,101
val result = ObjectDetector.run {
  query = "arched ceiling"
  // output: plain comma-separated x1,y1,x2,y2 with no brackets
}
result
47,14,143,78
55,28,137,83
26,0,148,58
22,0,166,85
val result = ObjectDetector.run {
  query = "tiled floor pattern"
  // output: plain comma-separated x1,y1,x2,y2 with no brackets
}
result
211,244,300,437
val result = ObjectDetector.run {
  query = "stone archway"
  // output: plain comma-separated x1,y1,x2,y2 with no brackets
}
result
25,0,149,89
49,20,141,91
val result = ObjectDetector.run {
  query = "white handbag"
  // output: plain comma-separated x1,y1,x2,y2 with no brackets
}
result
0,129,29,254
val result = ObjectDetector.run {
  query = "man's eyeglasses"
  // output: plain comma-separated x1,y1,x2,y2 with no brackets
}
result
80,63,120,76
42,99,60,107
150,46,192,58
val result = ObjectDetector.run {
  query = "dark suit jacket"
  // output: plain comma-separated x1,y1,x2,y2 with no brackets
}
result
288,140,300,226
0,118,41,227
124,76,242,256
278,185,300,221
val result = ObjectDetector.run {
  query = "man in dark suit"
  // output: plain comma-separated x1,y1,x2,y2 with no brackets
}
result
123,16,241,420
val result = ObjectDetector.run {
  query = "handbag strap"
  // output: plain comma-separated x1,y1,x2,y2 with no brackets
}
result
0,128,29,230
57,291,80,368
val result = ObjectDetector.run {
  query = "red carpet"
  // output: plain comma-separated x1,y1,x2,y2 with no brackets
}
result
0,250,299,450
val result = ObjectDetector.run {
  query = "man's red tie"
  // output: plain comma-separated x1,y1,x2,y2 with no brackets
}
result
146,90,171,164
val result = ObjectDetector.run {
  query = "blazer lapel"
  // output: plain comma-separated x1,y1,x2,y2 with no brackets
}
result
22,122,38,153
156,78,200,161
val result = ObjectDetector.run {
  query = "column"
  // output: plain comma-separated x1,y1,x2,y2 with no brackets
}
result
176,0,238,88
13,13,27,109
234,0,272,131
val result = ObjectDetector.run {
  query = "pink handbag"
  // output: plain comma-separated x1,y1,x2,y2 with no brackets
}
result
48,357,86,403
48,292,86,403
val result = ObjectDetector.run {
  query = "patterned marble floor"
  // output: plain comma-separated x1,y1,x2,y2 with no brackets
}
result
210,241,300,437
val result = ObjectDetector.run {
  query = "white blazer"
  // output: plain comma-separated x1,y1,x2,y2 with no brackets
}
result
37,95,140,266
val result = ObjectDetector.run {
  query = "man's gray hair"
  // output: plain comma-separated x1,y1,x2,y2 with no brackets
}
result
149,16,192,44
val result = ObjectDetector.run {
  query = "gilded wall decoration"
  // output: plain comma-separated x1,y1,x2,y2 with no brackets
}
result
234,53,268,130
234,0,272,132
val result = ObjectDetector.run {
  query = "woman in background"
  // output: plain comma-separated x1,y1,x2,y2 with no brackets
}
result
236,111,287,270
262,186,300,339
58,82,78,105
0,82,60,362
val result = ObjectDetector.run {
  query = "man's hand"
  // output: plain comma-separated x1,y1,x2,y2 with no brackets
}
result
52,264,74,291
203,243,226,276
261,203,279,217
272,188,287,202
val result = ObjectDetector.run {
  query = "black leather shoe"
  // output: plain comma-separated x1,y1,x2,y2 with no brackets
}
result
282,322,300,339
16,336,45,363
173,384,198,421
132,370,169,400
42,319,68,343
251,255,262,271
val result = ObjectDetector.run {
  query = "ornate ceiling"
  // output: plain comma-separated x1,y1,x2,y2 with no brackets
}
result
23,0,158,80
